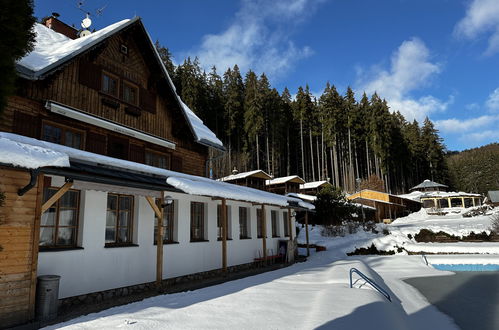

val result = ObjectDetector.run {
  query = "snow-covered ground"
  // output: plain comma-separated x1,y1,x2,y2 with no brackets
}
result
298,207,499,255
43,209,499,330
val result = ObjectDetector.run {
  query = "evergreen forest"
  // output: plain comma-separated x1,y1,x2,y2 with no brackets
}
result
157,43,449,194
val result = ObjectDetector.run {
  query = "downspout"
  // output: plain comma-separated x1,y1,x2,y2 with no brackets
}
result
18,169,40,196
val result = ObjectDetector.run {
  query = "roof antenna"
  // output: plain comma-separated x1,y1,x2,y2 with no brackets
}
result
76,1,107,37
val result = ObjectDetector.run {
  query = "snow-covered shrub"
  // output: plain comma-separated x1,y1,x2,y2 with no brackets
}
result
490,213,499,235
463,205,492,217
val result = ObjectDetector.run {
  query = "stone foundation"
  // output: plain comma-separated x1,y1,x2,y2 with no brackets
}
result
58,262,261,311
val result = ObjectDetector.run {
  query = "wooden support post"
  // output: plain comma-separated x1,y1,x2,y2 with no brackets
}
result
221,198,228,272
262,204,267,262
287,207,293,241
28,174,44,320
305,211,310,257
146,195,164,288
40,181,73,213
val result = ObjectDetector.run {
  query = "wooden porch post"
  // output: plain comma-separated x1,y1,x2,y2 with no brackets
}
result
146,195,164,287
287,207,293,241
222,198,228,272
262,204,267,261
305,211,310,257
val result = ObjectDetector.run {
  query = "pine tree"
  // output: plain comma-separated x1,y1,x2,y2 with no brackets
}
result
0,0,35,113
154,41,176,78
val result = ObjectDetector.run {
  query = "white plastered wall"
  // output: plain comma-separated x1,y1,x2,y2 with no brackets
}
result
37,177,296,298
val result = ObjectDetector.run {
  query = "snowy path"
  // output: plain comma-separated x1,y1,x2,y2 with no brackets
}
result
43,252,460,330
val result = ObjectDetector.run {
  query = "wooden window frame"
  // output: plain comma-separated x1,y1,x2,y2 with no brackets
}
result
154,200,176,244
40,187,80,249
271,210,279,237
239,207,250,239
145,149,171,170
41,120,86,150
190,202,206,242
102,71,119,97
283,211,290,237
122,80,139,106
105,193,134,247
257,208,263,238
217,204,230,240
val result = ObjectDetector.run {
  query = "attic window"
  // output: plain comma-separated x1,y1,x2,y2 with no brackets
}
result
120,44,128,55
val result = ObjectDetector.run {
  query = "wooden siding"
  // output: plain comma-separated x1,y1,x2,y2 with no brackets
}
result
0,167,42,328
0,23,210,177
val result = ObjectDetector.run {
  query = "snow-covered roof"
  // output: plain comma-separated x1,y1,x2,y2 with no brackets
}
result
0,133,313,209
488,191,499,203
16,18,224,151
300,180,331,190
178,100,224,150
266,175,305,185
286,193,317,202
420,191,482,198
17,19,134,78
410,179,448,191
397,191,425,202
0,136,69,169
218,169,272,182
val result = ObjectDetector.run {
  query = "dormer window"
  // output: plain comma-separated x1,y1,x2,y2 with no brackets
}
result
123,81,138,105
102,72,118,97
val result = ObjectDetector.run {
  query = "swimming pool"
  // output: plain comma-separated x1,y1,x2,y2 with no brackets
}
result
432,264,499,271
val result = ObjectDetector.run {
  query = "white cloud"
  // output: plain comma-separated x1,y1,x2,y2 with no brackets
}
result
486,87,499,111
189,0,322,79
454,0,499,55
435,114,499,133
460,130,499,143
357,38,450,121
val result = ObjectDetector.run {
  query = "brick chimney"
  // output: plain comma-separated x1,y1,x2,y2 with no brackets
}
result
42,13,78,39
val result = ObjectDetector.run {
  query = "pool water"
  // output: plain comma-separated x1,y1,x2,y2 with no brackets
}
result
432,264,499,271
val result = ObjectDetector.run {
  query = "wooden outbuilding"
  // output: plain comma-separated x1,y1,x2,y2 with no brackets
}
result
219,169,272,191
299,180,332,196
347,189,421,222
266,176,306,195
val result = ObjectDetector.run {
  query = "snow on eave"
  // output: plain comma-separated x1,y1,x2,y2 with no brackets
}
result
178,100,225,151
0,136,69,169
17,18,138,80
218,169,272,182
266,175,306,185
300,180,331,190
0,133,297,208
420,191,482,198
286,192,317,202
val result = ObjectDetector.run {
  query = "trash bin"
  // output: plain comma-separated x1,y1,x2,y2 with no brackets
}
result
36,275,61,322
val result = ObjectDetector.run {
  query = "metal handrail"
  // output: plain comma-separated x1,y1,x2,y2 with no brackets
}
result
421,253,429,266
349,268,392,302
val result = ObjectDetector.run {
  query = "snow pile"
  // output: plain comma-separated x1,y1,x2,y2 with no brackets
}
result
286,192,316,202
0,136,69,169
179,100,224,150
398,191,425,202
297,207,499,255
18,20,130,72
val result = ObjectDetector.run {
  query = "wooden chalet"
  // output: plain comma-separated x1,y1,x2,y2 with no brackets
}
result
266,176,306,195
299,180,332,196
219,169,272,191
0,16,312,328
347,190,421,222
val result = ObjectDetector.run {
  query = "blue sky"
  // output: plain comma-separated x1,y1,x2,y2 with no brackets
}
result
34,0,499,151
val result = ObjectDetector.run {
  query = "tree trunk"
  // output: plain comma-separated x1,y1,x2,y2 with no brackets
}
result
300,119,305,179
316,135,321,181
287,128,290,176
256,135,260,170
309,129,315,182
266,133,270,175
333,138,339,188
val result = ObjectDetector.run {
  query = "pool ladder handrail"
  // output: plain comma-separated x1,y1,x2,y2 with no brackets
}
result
422,252,428,266
349,268,392,302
